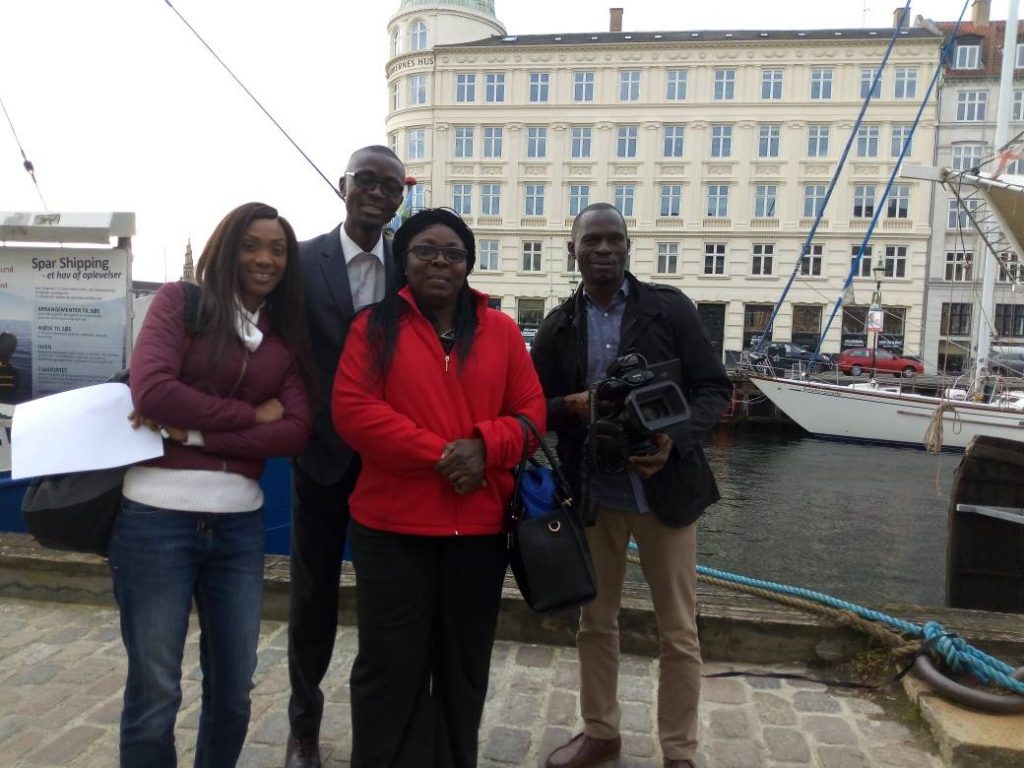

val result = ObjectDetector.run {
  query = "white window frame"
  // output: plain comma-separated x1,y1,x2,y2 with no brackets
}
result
885,245,908,278
955,43,980,70
711,125,732,158
453,126,474,158
456,73,476,103
410,20,427,51
758,125,780,158
485,72,505,103
956,90,988,122
891,125,913,158
666,69,688,100
522,241,543,272
800,243,823,276
619,70,641,101
714,69,735,100
664,125,684,158
617,125,638,158
810,68,832,100
573,71,595,102
707,185,729,218
614,185,635,217
409,75,427,106
853,185,876,218
408,128,426,160
894,67,917,99
803,185,826,218
808,125,829,157
856,125,879,158
529,71,549,103
481,184,501,216
478,239,499,271
657,242,679,274
761,68,783,100
886,185,910,219
752,243,774,276
659,185,682,217
524,184,545,216
452,183,472,215
527,126,547,158
571,126,592,158
704,243,726,275
482,126,502,158
754,185,778,218
568,184,590,217
945,250,973,281
860,67,882,99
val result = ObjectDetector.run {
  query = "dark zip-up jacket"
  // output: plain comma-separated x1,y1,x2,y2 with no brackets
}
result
531,273,731,527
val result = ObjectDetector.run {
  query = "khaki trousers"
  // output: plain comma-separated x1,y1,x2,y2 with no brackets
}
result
578,507,700,762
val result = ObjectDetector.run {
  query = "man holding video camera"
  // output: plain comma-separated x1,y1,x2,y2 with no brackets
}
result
532,203,731,768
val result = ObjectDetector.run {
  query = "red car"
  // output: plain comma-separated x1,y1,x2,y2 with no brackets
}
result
837,348,924,377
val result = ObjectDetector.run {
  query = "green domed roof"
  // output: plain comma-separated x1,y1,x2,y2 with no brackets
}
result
398,0,496,17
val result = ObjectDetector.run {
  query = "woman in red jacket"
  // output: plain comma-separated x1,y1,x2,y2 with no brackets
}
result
112,202,314,768
334,208,546,768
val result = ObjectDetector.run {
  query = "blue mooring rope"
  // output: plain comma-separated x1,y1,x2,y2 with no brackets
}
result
626,541,1024,696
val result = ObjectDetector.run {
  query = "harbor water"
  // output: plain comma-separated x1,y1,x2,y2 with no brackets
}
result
694,425,953,608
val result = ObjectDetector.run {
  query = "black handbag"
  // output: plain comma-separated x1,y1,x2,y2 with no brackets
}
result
507,414,596,614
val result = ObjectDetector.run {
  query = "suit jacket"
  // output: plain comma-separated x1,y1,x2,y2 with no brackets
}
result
296,224,397,485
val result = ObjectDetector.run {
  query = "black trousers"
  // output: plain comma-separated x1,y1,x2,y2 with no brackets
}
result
349,521,508,768
287,460,359,740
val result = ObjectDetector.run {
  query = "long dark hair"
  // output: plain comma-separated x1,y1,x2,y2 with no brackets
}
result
194,202,316,400
367,207,478,379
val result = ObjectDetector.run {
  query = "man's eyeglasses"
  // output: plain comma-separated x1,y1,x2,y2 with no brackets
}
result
409,244,469,264
345,171,405,198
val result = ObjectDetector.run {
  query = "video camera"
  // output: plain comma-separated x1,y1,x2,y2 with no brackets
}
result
585,353,691,474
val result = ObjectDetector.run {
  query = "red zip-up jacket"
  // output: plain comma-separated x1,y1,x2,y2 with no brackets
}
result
333,287,546,536
130,282,312,479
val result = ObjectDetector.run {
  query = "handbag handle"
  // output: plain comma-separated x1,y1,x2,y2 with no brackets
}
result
512,414,573,501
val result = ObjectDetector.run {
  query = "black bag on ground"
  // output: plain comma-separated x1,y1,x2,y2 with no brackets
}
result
506,414,596,614
20,282,202,556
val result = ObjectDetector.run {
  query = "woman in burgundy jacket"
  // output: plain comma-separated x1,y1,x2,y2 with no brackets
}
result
334,208,546,768
111,202,314,768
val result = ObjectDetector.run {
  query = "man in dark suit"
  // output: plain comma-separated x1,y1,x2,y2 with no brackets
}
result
285,146,407,768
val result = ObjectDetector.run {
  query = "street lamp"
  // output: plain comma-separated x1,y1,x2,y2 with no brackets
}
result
868,263,886,378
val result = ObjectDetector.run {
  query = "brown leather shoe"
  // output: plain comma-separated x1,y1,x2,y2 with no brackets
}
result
284,735,321,768
545,732,621,768
664,760,696,768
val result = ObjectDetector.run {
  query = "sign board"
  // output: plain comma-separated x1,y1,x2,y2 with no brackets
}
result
867,305,884,333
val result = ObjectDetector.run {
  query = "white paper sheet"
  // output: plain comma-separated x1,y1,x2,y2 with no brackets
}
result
10,382,164,479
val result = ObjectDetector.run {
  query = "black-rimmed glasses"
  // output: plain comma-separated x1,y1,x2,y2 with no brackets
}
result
409,244,469,264
345,171,405,198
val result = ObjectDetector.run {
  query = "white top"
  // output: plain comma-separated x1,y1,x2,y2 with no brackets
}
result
340,226,386,311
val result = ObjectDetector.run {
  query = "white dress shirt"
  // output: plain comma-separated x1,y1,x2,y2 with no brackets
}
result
340,226,386,310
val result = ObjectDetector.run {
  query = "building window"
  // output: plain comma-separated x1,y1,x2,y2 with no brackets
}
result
391,27,402,57
389,132,398,155
856,125,879,157
456,73,476,102
571,126,592,158
707,185,729,218
945,251,973,281
573,71,595,102
714,69,735,100
761,68,783,99
886,185,910,219
954,42,981,69
941,303,972,335
481,184,501,216
810,68,833,100
800,243,823,276
660,185,682,217
613,185,635,217
517,297,546,328
488,297,502,310
1014,89,1024,121
710,125,732,158
409,75,427,105
522,242,543,271
524,185,545,216
704,243,726,275
657,242,679,274
1018,43,1024,68
569,184,590,216
410,20,427,51
483,126,503,158
619,70,640,101
956,90,988,121
391,82,400,110
666,69,688,100
408,128,426,160
754,185,778,218
891,124,913,157
752,243,774,275
947,197,976,229
860,67,882,98
884,245,908,278
853,185,875,218
529,71,549,103
995,304,1024,336
478,239,499,271
894,67,917,99
527,126,547,158
664,125,684,157
758,124,780,158
617,126,638,158
485,73,505,103
999,252,1022,283
409,186,425,213
453,126,474,158
808,125,829,157
851,245,872,277
452,183,472,215
803,185,827,218
951,143,983,171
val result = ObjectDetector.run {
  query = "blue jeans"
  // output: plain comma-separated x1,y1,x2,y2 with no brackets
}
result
109,499,265,768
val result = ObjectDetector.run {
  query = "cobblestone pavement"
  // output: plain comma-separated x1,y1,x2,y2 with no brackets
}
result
0,597,945,767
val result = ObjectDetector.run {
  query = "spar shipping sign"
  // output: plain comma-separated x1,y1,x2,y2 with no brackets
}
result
0,212,134,405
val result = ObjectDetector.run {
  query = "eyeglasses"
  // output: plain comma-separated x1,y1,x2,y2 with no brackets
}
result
344,171,405,198
409,244,469,264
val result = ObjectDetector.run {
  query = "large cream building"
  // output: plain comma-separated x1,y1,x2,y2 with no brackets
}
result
384,0,942,360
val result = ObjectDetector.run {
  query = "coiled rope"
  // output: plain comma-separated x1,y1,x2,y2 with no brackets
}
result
626,545,1024,708
923,402,960,455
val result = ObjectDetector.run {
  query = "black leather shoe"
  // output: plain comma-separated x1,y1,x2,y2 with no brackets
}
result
285,735,322,768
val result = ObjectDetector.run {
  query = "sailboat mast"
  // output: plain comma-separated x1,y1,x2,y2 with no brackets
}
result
976,0,1019,380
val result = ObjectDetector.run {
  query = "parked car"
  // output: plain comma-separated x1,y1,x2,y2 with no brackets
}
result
837,348,924,377
747,342,833,373
988,347,1024,377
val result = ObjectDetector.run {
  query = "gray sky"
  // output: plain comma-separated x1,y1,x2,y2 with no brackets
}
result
0,0,992,280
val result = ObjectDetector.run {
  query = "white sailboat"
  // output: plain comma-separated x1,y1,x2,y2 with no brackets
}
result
749,4,1024,451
